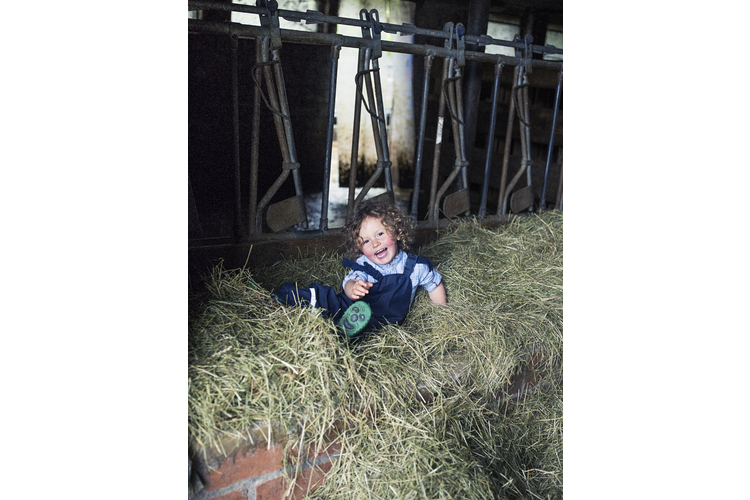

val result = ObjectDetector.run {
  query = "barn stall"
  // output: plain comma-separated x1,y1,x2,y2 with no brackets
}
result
188,2,562,498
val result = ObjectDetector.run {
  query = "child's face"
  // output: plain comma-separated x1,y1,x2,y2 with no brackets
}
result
358,216,399,265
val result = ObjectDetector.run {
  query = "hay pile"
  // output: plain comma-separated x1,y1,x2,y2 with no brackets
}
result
188,211,563,499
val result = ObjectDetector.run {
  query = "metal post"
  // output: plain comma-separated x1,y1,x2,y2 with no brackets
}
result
522,71,532,210
479,60,503,218
540,67,562,212
260,45,290,164
361,47,384,166
428,23,454,222
249,39,261,234
368,10,392,193
497,65,519,216
410,53,434,220
454,62,469,192
320,43,341,231
502,65,533,214
271,50,307,228
347,45,367,218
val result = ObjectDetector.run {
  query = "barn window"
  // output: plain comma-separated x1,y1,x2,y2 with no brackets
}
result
485,20,520,57
543,24,563,61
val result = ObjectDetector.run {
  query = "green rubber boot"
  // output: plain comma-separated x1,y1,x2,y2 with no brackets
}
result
338,301,372,338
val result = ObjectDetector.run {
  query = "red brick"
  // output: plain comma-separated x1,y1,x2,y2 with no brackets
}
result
256,475,287,500
256,462,333,500
210,491,247,500
291,461,332,499
205,443,285,491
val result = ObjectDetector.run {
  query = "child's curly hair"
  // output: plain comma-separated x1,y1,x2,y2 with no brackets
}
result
343,199,415,257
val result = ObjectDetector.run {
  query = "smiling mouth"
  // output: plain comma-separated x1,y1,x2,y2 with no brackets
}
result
374,247,388,259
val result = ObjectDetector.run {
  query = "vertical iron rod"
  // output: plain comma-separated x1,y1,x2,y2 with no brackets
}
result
361,49,385,167
522,72,532,199
321,43,341,231
249,39,261,234
540,67,562,211
348,46,367,218
502,65,529,215
479,60,503,218
454,67,469,191
497,65,519,216
428,23,453,222
410,53,434,220
272,51,307,228
370,56,392,192
261,48,290,164
428,57,448,221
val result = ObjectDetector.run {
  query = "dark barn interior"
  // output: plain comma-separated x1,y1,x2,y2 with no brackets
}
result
188,0,562,279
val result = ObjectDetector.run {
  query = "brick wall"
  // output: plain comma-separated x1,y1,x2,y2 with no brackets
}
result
189,436,341,500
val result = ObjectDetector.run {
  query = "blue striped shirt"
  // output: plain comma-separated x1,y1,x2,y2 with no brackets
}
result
342,251,442,304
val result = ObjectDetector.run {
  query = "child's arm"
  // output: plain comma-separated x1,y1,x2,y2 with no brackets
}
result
428,282,447,304
344,278,374,300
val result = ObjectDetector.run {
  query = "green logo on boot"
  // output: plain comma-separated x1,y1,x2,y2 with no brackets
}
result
338,301,372,338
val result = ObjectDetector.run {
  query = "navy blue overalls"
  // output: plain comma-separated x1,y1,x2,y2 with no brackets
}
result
274,253,424,335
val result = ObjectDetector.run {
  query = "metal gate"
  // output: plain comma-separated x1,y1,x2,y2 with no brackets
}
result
188,1,562,247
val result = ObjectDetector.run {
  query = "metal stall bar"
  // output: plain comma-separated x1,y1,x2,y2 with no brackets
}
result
427,22,454,222
368,10,393,195
249,39,261,234
519,55,534,212
347,33,366,217
188,4,563,240
267,4,307,229
320,41,343,231
540,66,562,212
478,59,504,218
502,38,535,215
188,20,563,75
432,23,471,220
496,64,519,217
410,52,435,220
349,8,394,215
188,1,564,60
252,4,308,232
252,37,293,222
450,24,471,216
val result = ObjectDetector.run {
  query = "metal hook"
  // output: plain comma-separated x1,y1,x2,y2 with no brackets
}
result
370,9,382,34
523,33,533,74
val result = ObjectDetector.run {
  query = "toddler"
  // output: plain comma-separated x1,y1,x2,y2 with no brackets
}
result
274,199,446,339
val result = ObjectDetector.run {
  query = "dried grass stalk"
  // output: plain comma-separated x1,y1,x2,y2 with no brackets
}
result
189,211,563,499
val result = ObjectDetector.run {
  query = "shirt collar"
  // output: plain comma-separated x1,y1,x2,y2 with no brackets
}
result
362,249,405,270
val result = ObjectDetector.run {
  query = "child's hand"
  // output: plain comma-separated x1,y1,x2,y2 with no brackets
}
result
345,279,373,300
